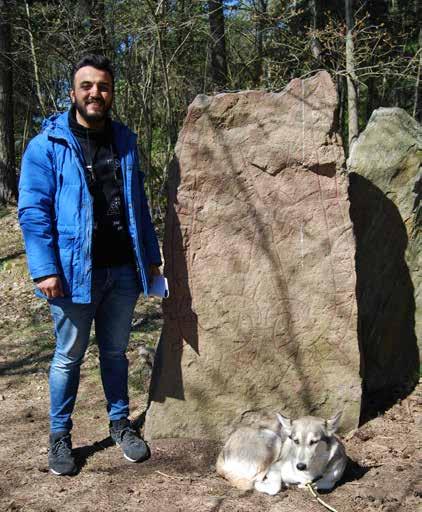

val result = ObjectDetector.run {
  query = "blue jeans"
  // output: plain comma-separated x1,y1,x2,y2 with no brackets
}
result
48,264,142,433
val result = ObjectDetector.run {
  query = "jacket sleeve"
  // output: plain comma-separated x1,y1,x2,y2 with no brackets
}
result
135,152,162,267
18,136,59,280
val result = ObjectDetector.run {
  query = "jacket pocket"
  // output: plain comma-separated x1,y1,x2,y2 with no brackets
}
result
57,233,75,296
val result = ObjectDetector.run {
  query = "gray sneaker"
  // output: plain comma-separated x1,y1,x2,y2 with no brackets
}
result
48,432,77,476
109,418,149,462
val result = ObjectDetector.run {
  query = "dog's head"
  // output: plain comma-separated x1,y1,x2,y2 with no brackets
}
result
276,412,342,473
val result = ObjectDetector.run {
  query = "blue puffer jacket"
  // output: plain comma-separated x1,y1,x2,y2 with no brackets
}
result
18,111,162,303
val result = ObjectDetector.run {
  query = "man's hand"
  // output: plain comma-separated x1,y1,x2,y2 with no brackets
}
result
34,275,64,299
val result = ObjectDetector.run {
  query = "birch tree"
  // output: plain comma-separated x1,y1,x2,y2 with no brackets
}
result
345,0,359,148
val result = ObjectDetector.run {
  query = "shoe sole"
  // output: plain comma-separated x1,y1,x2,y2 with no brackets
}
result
115,441,142,463
49,468,76,476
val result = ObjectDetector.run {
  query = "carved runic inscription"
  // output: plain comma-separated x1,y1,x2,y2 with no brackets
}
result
145,72,361,441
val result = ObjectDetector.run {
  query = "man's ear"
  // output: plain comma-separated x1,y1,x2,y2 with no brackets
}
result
70,89,75,104
325,411,342,435
276,413,292,435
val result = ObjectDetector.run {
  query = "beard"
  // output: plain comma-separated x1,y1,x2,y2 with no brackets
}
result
73,97,112,125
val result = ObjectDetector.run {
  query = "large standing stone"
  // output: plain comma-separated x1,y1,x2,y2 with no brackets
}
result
348,108,421,394
145,71,361,441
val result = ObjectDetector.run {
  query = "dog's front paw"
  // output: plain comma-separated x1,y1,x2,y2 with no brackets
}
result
315,480,335,491
255,479,282,496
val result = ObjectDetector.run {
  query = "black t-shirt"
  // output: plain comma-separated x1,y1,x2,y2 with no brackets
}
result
68,107,134,268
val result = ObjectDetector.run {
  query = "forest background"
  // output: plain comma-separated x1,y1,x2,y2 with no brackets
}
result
0,0,420,217
0,5,421,510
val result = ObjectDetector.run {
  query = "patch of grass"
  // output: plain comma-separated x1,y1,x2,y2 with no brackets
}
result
1,317,54,345
0,260,11,272
21,322,55,347
0,206,10,220
0,253,27,274
128,365,150,394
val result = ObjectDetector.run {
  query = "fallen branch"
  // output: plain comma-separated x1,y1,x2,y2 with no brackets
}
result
155,470,180,480
305,483,340,512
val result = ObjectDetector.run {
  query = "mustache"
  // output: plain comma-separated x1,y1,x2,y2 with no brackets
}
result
86,98,105,105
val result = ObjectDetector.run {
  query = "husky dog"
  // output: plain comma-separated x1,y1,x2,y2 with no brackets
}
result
217,412,347,495
216,425,285,491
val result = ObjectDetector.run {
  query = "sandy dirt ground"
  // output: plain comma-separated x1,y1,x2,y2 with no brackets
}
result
0,207,421,512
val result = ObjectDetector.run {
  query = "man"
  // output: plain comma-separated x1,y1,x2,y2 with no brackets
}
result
18,54,162,476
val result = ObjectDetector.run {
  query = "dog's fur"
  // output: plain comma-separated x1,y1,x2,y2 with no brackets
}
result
216,425,285,491
216,412,347,495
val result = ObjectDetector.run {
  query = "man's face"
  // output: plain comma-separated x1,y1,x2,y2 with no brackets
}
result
70,65,113,128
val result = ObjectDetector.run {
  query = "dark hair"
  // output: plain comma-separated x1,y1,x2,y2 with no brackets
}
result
71,54,114,87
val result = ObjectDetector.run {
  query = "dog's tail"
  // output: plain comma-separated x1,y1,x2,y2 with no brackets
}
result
216,452,261,491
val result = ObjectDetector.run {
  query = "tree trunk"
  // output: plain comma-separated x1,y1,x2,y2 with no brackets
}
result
254,0,267,86
25,0,46,116
145,0,176,206
90,0,108,55
345,0,359,150
0,0,17,204
309,0,320,60
365,77,374,122
413,28,421,122
208,0,228,89
78,0,108,55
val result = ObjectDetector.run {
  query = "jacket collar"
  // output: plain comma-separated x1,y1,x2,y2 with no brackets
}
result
43,110,137,155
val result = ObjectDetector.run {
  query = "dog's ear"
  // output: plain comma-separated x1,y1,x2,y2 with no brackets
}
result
325,411,342,435
276,413,292,435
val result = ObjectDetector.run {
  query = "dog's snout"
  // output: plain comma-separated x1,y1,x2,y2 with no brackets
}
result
296,463,307,471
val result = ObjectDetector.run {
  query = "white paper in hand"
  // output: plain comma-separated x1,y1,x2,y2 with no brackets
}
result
148,275,169,298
